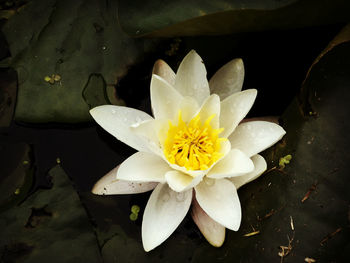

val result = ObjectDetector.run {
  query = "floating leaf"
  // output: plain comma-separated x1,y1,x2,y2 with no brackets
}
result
0,165,102,262
118,0,350,37
2,0,161,123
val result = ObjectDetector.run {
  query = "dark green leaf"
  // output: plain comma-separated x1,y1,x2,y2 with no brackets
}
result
0,165,102,262
2,0,160,123
118,0,350,37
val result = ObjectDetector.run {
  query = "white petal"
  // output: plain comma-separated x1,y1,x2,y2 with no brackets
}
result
131,119,167,157
191,197,225,247
209,58,245,99
151,74,183,120
175,50,210,105
220,89,257,138
196,94,220,129
165,170,204,192
152,59,176,86
195,178,241,231
142,184,192,251
90,105,153,152
229,154,267,189
117,152,170,183
92,166,157,195
178,96,199,123
207,149,254,179
228,121,286,157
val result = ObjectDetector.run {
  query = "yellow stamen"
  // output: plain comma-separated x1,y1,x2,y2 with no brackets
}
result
164,111,225,171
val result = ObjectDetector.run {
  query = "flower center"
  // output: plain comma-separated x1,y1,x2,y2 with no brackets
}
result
164,111,225,171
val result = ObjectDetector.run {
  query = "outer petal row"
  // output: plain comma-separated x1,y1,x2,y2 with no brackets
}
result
209,58,245,99
229,154,267,189
142,183,192,251
90,105,153,153
229,121,286,157
220,89,257,138
195,178,241,231
91,165,157,195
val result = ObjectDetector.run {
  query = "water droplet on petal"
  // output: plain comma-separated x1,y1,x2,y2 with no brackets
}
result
175,192,185,202
162,192,170,202
205,178,215,187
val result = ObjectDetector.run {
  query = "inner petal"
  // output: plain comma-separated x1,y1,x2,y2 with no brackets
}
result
164,111,226,172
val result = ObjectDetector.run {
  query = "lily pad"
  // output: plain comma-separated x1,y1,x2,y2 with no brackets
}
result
0,165,102,262
118,0,350,37
2,0,160,123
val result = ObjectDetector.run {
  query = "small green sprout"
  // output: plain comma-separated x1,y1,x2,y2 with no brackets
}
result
131,205,140,214
129,213,138,221
129,205,141,221
279,154,292,169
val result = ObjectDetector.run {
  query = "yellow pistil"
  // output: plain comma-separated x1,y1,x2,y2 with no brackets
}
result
164,111,225,171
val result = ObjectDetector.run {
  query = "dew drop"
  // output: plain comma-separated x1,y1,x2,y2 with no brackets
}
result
205,178,215,187
162,192,170,202
175,192,185,202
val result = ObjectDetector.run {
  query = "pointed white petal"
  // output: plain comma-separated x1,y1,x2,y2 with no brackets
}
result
229,154,267,189
142,184,192,251
151,74,183,120
175,50,210,105
195,179,241,231
117,152,170,183
165,170,204,192
207,149,254,179
209,58,245,99
220,89,257,138
92,166,157,195
229,121,286,157
90,105,153,152
152,59,176,86
196,94,220,129
191,197,225,247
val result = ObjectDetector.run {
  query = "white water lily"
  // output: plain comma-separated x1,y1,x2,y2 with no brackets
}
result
90,50,286,251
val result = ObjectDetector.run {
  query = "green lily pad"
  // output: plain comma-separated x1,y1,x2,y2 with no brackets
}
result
0,165,102,262
118,0,350,37
2,0,160,123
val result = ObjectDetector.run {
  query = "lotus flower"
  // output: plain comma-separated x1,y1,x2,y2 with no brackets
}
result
90,50,286,251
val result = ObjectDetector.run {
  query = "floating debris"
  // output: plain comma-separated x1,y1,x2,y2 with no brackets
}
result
129,213,138,221
301,183,317,203
304,257,316,262
44,74,61,85
279,154,292,169
244,230,260,237
278,234,294,263
290,216,294,231
131,205,140,214
320,227,342,246
129,205,141,221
